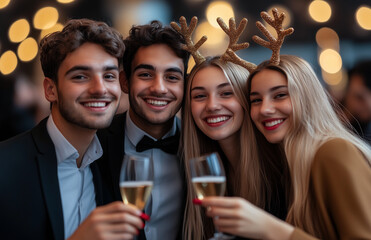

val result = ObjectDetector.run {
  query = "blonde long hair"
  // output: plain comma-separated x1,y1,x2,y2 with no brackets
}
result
182,57,289,239
248,55,371,237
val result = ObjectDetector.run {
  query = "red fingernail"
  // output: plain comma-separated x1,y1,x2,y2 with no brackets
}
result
192,198,202,205
140,213,150,221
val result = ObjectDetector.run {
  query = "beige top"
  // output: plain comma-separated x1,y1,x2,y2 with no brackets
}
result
290,138,371,240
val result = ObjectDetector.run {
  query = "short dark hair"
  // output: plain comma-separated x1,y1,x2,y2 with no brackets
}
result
348,59,371,90
39,18,125,82
122,20,190,80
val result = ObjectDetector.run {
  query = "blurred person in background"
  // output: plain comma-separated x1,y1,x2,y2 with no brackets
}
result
342,59,371,144
0,74,35,141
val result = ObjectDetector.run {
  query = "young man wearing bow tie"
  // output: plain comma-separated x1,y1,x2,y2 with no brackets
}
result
98,20,190,240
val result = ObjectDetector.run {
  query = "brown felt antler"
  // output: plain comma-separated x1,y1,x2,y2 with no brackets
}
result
170,16,207,65
217,17,257,72
252,8,294,65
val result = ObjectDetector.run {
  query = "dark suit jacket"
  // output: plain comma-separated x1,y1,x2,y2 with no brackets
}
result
0,118,110,240
97,112,186,240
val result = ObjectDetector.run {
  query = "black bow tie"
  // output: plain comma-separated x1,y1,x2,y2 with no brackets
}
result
136,130,180,155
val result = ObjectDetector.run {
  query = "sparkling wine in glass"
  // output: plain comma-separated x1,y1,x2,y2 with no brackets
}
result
119,155,153,211
190,152,234,240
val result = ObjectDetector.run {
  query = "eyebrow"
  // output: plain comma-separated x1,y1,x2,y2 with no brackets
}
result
133,64,184,75
65,65,119,76
250,85,287,96
133,64,154,72
191,82,231,92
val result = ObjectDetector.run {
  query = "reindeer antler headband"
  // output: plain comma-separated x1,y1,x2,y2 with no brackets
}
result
252,8,294,65
170,8,294,72
170,16,207,65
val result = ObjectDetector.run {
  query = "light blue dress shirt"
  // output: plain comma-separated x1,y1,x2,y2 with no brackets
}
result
124,114,184,240
46,115,103,239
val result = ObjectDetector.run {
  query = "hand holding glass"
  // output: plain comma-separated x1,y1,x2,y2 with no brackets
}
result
119,155,153,210
190,152,234,240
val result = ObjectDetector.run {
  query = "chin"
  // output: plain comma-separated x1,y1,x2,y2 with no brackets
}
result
265,135,284,144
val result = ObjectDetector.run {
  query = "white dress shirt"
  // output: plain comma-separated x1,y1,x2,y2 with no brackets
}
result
124,114,184,240
46,115,103,239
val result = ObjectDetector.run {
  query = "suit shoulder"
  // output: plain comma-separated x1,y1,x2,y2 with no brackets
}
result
0,130,32,150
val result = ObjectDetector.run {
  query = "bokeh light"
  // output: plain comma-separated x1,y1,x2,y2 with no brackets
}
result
33,7,59,30
319,49,342,74
113,1,170,38
322,68,345,86
40,23,64,40
8,19,30,43
0,0,10,9
18,37,38,62
206,1,234,28
315,27,339,50
57,0,75,3
0,50,18,75
356,6,371,30
309,0,332,23
187,57,195,74
195,21,225,46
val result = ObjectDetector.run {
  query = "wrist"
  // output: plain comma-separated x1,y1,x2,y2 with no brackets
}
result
265,217,294,240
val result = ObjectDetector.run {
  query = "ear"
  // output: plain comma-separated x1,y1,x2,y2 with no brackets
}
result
43,77,58,103
119,70,129,94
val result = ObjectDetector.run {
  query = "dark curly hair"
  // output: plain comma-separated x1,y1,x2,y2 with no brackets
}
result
122,20,190,80
39,18,125,82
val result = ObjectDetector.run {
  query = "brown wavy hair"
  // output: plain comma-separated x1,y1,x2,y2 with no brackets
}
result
39,18,125,82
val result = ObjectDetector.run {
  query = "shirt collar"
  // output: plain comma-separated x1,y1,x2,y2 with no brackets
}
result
46,115,103,169
125,112,177,147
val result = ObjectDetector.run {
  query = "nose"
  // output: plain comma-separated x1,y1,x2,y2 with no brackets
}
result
260,98,275,115
89,75,107,96
206,94,221,112
149,76,168,95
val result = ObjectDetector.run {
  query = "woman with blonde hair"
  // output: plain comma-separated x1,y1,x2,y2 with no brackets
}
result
199,55,371,239
169,13,292,239
181,56,290,239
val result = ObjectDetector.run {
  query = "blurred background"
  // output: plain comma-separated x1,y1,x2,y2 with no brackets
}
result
0,0,371,140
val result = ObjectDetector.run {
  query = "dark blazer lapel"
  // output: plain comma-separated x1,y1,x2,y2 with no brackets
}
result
90,161,104,206
32,118,64,240
106,113,126,200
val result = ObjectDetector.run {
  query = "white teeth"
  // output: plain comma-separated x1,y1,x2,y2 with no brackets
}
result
146,99,168,106
84,102,106,107
265,119,283,127
206,116,229,123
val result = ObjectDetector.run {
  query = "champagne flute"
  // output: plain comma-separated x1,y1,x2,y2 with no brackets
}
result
119,155,153,211
190,152,234,240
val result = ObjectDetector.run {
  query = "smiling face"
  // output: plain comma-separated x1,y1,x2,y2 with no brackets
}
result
249,69,292,144
123,44,184,134
190,66,244,143
44,42,121,131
